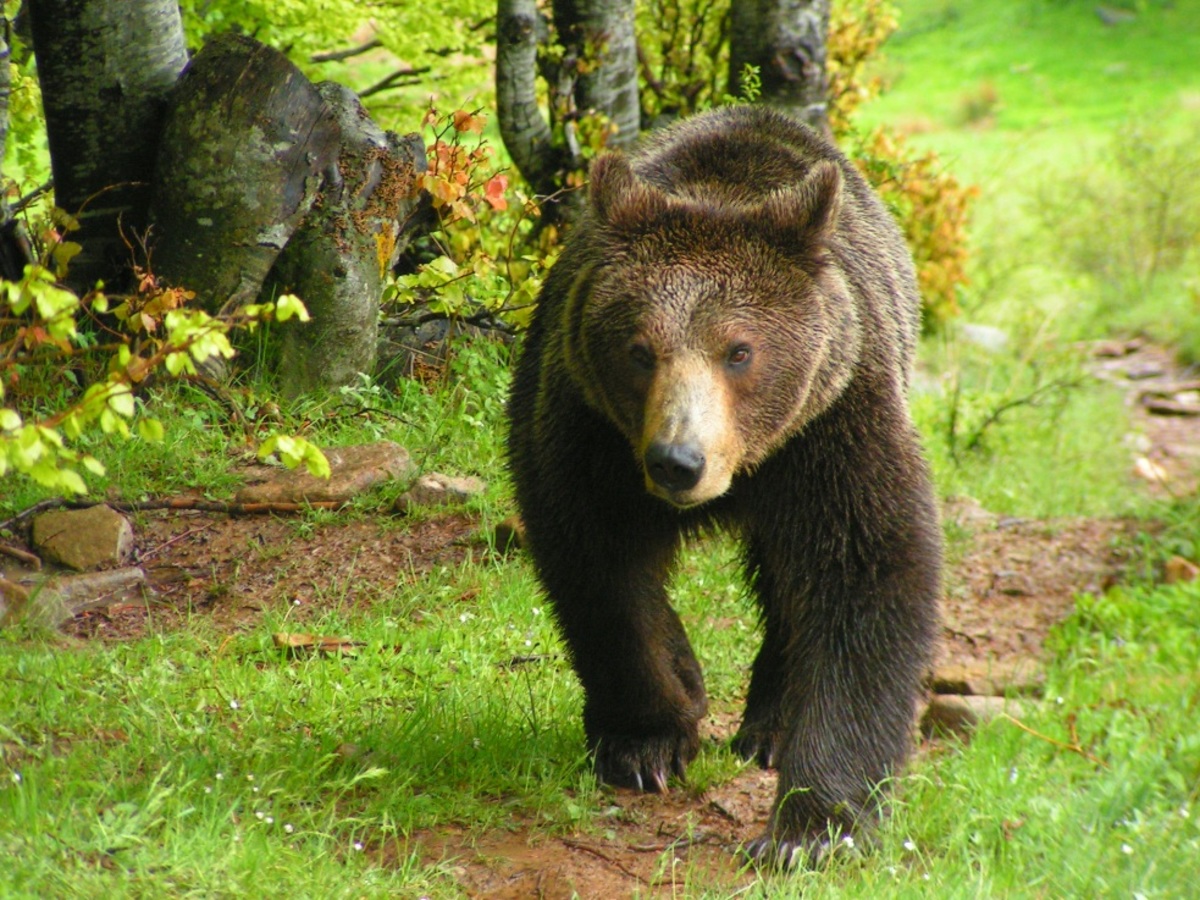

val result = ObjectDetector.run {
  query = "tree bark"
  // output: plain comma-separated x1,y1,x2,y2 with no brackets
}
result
495,0,567,197
27,0,188,293
272,83,427,397
496,0,639,216
553,0,640,148
147,33,340,315
729,0,830,134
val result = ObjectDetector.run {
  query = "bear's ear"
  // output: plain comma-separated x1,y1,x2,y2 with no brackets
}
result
763,159,843,245
588,152,667,228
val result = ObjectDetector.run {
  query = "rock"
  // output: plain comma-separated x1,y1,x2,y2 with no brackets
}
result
1132,456,1168,485
2,567,147,628
236,441,414,504
1165,556,1200,584
395,473,486,513
942,495,997,530
929,661,1046,698
0,578,31,625
31,504,134,571
921,694,1027,739
493,516,526,552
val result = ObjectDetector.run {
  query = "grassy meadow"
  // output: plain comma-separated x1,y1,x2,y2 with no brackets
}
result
3,0,1200,896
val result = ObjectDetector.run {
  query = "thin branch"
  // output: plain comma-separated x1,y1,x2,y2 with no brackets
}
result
358,66,431,99
310,38,383,64
1001,713,1107,768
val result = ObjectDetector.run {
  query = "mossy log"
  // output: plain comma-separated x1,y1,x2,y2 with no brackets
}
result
148,33,340,314
271,83,427,397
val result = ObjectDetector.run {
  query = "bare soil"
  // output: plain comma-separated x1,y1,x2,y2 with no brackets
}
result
12,340,1199,898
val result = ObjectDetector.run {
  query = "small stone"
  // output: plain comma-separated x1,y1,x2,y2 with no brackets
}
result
395,473,486,512
4,567,147,629
493,516,526,552
32,504,134,571
236,441,414,504
1132,457,1168,485
921,694,1024,738
929,661,1045,698
1165,556,1200,584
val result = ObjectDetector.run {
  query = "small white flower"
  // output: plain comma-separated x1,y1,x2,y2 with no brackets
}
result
1181,807,1191,819
524,639,533,647
1055,696,1065,705
841,835,855,849
459,613,473,623
215,773,224,781
293,599,301,606
284,823,295,834
229,699,240,710
531,607,542,616
903,839,916,852
1121,843,1133,855
255,811,265,820
204,786,212,794
10,772,21,784
265,816,274,825
353,841,365,852
246,774,254,781
253,786,260,793
1009,768,1019,784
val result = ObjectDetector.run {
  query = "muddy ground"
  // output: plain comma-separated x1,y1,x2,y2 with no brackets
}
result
9,340,1198,897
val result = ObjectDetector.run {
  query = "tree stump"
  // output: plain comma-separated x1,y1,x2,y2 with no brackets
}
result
148,33,340,314
271,83,427,397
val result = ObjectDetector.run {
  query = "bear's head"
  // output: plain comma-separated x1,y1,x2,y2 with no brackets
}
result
563,152,864,509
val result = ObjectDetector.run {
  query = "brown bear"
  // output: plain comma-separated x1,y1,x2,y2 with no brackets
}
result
506,104,942,868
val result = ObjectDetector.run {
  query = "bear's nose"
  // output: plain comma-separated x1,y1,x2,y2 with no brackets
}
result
645,441,706,492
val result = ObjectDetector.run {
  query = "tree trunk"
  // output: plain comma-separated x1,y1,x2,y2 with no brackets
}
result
27,0,188,293
553,0,640,148
729,0,830,134
495,0,565,197
495,0,639,219
272,83,427,397
148,33,340,315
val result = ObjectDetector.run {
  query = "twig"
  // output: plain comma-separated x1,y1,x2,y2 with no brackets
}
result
0,543,40,568
359,66,432,99
560,838,647,884
310,38,383,63
137,523,216,563
1000,713,1107,768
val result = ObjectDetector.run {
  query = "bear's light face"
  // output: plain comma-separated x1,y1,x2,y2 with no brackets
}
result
570,243,847,508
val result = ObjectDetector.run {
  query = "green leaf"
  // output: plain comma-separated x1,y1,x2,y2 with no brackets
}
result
0,409,20,431
107,386,136,418
137,418,165,442
275,293,311,323
81,455,106,476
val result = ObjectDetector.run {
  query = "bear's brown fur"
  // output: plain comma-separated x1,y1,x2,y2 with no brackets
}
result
507,105,942,867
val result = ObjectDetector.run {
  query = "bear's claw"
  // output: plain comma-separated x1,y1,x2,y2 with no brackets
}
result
592,732,695,794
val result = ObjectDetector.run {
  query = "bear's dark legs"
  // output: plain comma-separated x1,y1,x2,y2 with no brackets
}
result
733,408,941,866
510,397,709,791
532,520,708,791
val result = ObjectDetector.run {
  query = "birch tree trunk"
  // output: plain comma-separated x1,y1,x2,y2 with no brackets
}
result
495,0,639,218
729,0,831,134
27,0,188,293
552,0,640,148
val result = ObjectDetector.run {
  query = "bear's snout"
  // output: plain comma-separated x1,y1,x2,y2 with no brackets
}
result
644,440,706,493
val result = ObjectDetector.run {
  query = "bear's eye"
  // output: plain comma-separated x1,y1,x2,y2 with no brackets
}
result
726,344,753,368
629,344,656,371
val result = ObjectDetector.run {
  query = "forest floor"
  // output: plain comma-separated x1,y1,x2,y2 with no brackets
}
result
42,341,1200,897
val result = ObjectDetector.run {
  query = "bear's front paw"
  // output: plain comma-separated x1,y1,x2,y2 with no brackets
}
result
592,731,698,793
742,827,861,871
731,723,782,769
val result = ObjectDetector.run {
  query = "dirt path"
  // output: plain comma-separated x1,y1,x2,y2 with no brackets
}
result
5,339,1196,897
